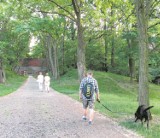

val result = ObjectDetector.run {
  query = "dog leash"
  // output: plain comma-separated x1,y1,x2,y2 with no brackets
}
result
97,100,131,115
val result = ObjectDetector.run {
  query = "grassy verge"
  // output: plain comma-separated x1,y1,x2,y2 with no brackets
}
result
0,71,27,97
51,69,160,138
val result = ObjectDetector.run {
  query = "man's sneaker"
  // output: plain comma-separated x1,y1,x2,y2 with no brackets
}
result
88,121,92,125
82,116,87,121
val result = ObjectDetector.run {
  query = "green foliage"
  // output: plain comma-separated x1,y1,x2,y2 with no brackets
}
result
30,43,45,58
0,71,26,96
0,0,160,82
0,0,160,80
86,40,105,70
0,2,30,70
58,40,77,75
28,17,65,36
149,67,160,81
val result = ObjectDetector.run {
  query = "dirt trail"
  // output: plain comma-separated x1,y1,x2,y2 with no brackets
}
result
0,76,142,138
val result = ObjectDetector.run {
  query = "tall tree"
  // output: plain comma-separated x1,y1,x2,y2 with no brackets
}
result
72,0,86,81
45,0,86,81
135,0,152,106
103,18,109,71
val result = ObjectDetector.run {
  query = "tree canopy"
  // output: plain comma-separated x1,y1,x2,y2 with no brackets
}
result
0,0,160,103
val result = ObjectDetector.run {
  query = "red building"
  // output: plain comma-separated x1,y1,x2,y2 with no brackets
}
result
17,58,48,75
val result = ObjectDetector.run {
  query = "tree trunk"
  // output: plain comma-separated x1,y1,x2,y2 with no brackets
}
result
61,20,66,75
71,21,76,41
0,70,5,83
111,36,115,68
0,60,5,83
52,41,59,79
127,39,135,82
77,19,86,81
135,0,152,106
110,7,115,68
46,35,55,77
103,18,108,72
43,36,51,73
72,0,86,81
129,57,135,82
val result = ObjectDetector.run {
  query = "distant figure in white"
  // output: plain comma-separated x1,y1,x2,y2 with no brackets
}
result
44,73,51,92
37,72,44,92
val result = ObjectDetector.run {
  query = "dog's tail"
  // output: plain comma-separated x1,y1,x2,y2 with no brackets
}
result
144,106,154,112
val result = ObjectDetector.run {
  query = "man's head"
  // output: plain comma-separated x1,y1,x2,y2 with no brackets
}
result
87,70,93,77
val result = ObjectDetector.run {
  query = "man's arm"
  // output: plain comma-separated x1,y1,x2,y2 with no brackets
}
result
96,92,100,102
95,80,100,102
79,79,84,100
79,90,82,100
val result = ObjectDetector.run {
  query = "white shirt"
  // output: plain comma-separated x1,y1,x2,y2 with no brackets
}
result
37,75,44,83
44,76,50,85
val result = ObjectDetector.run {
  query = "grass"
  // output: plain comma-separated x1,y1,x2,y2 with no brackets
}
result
51,69,160,138
0,71,27,96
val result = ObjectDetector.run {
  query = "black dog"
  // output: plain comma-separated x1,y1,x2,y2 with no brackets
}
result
135,105,154,128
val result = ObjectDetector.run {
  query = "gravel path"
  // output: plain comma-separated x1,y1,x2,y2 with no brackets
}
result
0,76,142,138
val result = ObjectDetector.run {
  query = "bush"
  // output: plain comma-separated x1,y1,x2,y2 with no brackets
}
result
149,67,160,84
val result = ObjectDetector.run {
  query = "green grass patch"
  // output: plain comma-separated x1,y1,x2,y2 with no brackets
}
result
51,69,160,138
0,71,27,96
51,71,79,100
120,121,160,138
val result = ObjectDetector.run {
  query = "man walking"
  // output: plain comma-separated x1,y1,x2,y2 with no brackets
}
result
79,71,100,125
37,72,44,92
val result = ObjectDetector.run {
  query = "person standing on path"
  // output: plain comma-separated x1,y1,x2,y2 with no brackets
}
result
79,70,100,125
44,73,51,93
37,72,44,92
